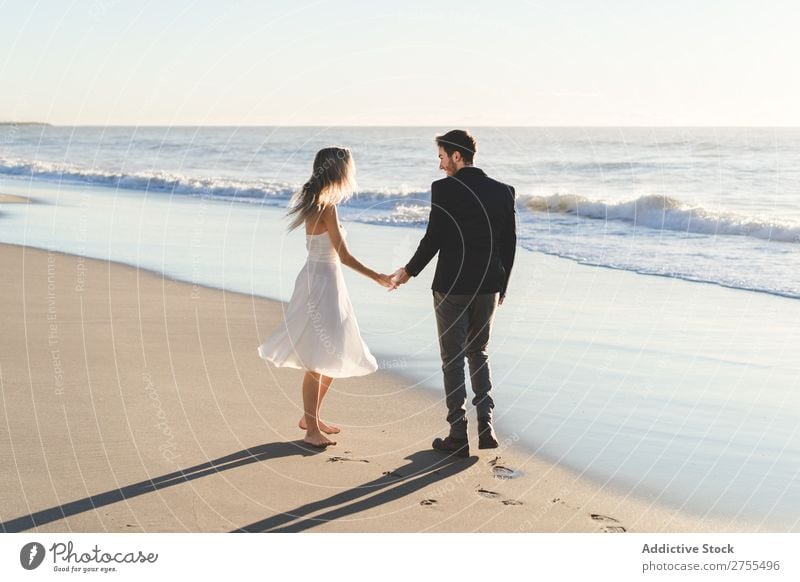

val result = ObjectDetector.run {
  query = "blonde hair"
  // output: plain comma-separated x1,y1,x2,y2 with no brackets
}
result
287,146,356,231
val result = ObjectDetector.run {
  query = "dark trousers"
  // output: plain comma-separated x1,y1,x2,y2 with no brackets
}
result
433,291,498,439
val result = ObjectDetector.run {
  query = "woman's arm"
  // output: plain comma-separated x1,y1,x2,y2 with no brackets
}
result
323,206,391,287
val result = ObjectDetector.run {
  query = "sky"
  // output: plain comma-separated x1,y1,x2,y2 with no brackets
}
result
0,0,798,126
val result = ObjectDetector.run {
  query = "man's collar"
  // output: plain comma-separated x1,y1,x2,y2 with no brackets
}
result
454,165,485,177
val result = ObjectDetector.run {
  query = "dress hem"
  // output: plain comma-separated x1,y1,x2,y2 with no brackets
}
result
258,351,378,379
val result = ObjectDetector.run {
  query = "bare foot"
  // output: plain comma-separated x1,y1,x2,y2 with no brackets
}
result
303,431,336,448
299,417,341,434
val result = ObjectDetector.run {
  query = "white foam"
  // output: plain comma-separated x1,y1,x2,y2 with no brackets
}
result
0,156,295,200
0,156,430,204
526,193,800,243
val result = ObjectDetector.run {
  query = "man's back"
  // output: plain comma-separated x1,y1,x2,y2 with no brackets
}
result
406,166,517,297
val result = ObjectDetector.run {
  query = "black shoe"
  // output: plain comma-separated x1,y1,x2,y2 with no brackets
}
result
477,418,499,449
431,436,470,458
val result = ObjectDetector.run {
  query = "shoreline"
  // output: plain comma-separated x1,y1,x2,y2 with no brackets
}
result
1,169,797,302
0,174,797,530
0,239,779,523
0,242,759,532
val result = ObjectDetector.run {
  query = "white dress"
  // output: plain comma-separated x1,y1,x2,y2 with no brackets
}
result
258,229,379,378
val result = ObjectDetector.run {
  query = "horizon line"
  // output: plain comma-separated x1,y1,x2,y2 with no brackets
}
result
3,122,800,129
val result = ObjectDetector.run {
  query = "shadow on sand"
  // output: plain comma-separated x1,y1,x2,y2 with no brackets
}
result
233,450,478,532
1,441,322,532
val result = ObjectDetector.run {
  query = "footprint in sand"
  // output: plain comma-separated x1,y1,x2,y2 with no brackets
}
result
477,488,502,499
487,456,520,480
590,513,627,533
492,466,518,480
327,456,369,463
420,499,438,506
477,487,523,506
382,469,404,479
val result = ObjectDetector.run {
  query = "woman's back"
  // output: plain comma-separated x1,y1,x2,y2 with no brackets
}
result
306,230,339,263
305,211,328,236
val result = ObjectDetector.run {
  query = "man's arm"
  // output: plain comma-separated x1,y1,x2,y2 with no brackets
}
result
499,186,517,302
404,181,446,277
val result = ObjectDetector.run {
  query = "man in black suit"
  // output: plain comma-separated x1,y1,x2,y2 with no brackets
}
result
391,129,516,457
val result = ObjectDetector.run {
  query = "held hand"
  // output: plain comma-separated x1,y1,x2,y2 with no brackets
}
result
498,294,505,306
389,267,411,291
375,273,393,288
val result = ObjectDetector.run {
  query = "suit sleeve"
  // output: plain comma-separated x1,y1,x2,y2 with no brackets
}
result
405,182,445,277
499,186,517,298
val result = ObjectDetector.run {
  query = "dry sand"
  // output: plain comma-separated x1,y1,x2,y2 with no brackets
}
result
0,243,752,532
0,193,32,204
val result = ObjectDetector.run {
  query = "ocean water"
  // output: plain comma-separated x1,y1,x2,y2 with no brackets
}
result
2,125,799,298
1,126,798,530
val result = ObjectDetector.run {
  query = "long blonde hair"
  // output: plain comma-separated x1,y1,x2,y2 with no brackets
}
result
287,146,356,231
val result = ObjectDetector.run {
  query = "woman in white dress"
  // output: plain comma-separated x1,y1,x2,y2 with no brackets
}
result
258,147,391,448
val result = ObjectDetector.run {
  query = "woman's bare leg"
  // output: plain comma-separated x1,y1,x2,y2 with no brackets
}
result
299,374,340,434
301,371,335,447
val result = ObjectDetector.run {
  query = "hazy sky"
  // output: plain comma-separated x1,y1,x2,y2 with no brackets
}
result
1,0,798,126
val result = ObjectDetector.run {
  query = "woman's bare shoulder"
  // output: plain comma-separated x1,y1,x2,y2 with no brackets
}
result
304,207,329,235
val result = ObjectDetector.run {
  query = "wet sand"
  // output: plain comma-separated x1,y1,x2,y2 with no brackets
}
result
0,243,752,532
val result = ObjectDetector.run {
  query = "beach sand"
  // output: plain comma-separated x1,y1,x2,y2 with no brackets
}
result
0,243,749,533
0,193,31,203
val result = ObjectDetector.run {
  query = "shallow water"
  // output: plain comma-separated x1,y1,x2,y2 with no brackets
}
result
2,126,799,297
1,177,797,530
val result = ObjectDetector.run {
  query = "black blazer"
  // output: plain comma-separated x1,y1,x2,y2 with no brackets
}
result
405,166,516,297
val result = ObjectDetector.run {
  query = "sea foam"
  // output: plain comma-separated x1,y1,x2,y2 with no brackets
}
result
526,194,800,243
0,157,429,205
